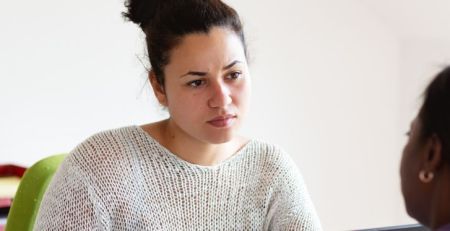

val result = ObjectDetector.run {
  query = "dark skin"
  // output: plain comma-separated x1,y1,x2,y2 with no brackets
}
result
400,116,450,229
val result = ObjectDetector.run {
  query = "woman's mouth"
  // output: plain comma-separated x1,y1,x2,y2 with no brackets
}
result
207,115,237,128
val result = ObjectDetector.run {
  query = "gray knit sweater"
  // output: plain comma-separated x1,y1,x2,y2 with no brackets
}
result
35,126,322,230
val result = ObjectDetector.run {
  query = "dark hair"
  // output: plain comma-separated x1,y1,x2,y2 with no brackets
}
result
122,0,247,88
418,66,450,164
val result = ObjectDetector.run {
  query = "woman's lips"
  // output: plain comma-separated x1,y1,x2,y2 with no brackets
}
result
207,115,237,128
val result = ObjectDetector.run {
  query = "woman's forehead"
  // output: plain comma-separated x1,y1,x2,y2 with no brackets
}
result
169,28,246,62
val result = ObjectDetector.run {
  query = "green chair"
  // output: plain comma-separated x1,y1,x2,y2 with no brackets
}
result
5,154,67,231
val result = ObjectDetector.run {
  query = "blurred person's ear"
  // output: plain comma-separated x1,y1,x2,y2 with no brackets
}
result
422,134,443,173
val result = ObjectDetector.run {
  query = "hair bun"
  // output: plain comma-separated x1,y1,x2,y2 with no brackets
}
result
122,0,160,30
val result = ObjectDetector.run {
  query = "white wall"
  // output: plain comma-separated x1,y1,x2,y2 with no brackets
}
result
1,0,165,166
399,39,450,124
0,0,415,229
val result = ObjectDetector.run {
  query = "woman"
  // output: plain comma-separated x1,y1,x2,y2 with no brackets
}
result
401,66,450,230
35,0,321,230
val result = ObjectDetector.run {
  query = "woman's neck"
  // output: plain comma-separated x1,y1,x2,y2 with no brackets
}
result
143,119,246,166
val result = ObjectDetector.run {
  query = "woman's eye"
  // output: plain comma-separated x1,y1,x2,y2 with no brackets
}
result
228,71,242,80
188,79,205,88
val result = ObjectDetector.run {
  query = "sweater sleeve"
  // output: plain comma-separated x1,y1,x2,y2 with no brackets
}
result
34,154,110,230
265,152,322,231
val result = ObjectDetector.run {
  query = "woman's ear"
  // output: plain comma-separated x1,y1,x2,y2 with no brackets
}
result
149,71,168,106
422,134,443,173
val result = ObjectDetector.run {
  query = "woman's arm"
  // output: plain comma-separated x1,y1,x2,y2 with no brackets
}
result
34,155,110,230
265,153,322,231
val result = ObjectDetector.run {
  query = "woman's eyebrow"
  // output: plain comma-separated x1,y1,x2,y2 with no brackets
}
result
180,60,242,78
180,71,207,78
223,60,241,70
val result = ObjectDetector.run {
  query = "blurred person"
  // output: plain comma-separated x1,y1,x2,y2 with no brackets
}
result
401,66,450,231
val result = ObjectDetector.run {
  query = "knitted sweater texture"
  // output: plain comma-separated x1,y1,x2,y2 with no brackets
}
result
35,126,321,230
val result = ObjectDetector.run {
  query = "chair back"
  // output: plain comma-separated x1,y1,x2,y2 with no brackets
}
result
5,154,67,231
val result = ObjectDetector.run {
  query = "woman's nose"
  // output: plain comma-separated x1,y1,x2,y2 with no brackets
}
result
208,81,232,108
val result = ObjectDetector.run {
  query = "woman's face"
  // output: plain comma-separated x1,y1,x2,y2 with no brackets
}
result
400,117,429,223
155,26,251,144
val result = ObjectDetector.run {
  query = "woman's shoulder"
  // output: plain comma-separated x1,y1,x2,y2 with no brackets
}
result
246,139,298,171
74,125,138,151
243,139,306,193
66,125,145,169
248,139,290,159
